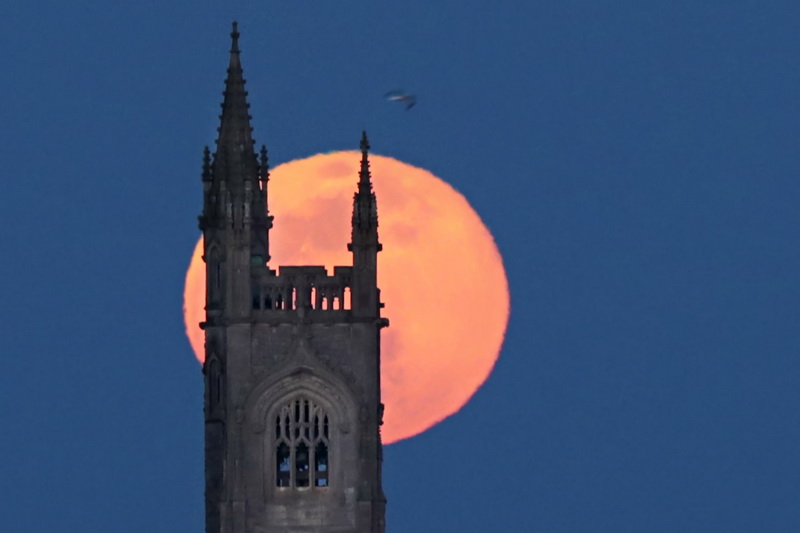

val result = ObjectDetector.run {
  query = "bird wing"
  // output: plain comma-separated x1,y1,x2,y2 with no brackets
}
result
385,90,416,109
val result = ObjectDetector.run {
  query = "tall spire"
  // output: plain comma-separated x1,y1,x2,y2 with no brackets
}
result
214,21,257,182
359,130,371,189
349,131,382,318
201,23,271,262
351,131,381,249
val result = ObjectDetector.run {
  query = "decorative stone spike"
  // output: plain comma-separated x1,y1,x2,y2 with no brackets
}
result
202,146,212,182
259,145,269,180
231,21,240,53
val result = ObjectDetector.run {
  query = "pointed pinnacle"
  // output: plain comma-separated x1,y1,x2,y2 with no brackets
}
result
259,145,270,180
231,21,240,54
202,146,212,181
352,129,380,241
358,132,372,189
214,22,256,179
360,130,370,154
260,145,268,166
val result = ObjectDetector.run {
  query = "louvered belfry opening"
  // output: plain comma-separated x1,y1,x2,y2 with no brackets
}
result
274,397,330,488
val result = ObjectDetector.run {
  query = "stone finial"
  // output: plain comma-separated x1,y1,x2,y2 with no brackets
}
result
202,146,212,182
259,145,269,179
230,21,240,54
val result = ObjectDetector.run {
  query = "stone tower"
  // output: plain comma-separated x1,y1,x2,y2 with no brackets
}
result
198,23,387,533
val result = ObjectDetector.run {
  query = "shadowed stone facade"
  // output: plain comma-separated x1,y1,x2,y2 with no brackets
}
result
198,23,387,533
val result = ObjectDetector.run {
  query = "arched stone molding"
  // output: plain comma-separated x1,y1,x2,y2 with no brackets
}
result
244,365,360,505
246,365,357,436
260,331,367,406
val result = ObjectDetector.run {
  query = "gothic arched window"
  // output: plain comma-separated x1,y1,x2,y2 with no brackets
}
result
274,397,330,488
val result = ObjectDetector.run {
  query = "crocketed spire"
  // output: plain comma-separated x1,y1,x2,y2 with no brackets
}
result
213,21,257,183
351,131,379,243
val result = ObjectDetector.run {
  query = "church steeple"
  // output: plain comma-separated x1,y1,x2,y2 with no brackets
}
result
214,21,256,172
350,131,381,250
200,27,386,533
200,22,271,265
349,131,382,317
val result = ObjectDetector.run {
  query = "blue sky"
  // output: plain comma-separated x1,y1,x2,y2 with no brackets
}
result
1,1,799,531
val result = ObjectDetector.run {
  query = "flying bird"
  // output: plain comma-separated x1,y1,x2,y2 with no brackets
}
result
385,90,416,110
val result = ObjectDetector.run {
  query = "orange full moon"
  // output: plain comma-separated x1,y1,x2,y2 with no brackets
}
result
184,152,510,444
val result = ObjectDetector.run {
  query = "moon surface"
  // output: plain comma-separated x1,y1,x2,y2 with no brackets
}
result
184,152,510,444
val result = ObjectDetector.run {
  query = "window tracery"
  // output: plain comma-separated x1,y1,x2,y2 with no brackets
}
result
274,397,330,488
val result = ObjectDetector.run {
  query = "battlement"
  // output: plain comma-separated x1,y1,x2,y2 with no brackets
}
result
251,265,353,314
